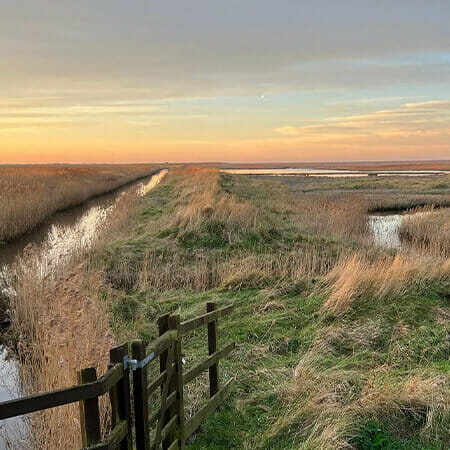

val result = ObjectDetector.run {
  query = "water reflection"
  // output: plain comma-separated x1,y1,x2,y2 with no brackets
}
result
369,214,403,248
0,347,29,449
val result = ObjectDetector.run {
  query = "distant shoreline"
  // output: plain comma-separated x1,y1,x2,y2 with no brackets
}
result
1,160,449,171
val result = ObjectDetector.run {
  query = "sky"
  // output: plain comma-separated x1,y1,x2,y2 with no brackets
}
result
1,0,450,163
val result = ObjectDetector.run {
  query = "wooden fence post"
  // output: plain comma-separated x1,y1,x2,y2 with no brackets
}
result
132,340,150,450
206,302,219,397
158,313,170,385
110,343,132,450
78,367,101,448
158,313,172,448
168,314,185,449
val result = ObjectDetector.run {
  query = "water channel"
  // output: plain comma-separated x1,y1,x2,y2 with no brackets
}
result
0,169,167,447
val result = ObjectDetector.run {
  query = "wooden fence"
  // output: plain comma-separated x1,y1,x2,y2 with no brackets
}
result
0,302,234,449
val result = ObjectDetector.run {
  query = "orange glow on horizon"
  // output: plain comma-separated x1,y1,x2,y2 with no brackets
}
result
1,99,449,163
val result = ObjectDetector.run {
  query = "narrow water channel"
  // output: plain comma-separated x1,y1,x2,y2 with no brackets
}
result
0,169,167,447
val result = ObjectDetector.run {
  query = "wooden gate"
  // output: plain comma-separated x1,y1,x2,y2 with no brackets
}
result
0,302,234,449
130,302,234,449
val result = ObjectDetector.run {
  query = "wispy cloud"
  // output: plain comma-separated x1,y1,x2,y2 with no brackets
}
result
275,100,450,140
404,100,450,109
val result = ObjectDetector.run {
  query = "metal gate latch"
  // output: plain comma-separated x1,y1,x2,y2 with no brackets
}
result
123,352,156,371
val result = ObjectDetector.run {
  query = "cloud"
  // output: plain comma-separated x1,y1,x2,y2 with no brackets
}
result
275,126,301,136
404,100,450,110
1,1,450,102
1,2,450,161
274,99,450,142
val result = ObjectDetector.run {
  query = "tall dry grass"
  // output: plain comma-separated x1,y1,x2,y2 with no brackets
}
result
273,353,450,449
131,169,356,294
138,246,338,292
400,207,450,256
290,193,369,241
169,168,259,236
0,164,158,242
10,261,113,449
321,252,450,316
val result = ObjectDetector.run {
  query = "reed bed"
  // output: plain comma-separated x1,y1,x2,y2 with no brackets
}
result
290,194,369,241
399,207,450,256
322,252,450,316
9,260,113,449
0,164,158,242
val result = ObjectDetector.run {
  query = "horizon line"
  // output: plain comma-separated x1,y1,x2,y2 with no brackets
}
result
1,158,450,166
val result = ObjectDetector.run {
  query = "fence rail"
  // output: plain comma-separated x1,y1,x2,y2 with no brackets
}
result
0,361,124,420
0,301,234,449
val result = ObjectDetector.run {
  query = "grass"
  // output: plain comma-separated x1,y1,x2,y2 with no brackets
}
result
269,173,450,212
400,208,450,256
0,164,160,242
8,260,113,448
322,252,450,316
101,169,449,448
4,167,449,448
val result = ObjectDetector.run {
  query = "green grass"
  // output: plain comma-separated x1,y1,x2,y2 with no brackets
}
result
102,171,449,448
353,421,431,450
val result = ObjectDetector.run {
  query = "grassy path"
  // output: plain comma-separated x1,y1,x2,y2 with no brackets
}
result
104,169,449,449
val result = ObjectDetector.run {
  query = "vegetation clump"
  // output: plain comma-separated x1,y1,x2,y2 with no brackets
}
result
400,207,450,256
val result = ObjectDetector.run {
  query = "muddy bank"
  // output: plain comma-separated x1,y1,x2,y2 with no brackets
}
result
369,201,450,213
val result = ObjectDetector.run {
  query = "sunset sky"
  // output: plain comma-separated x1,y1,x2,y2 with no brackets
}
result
1,1,450,163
